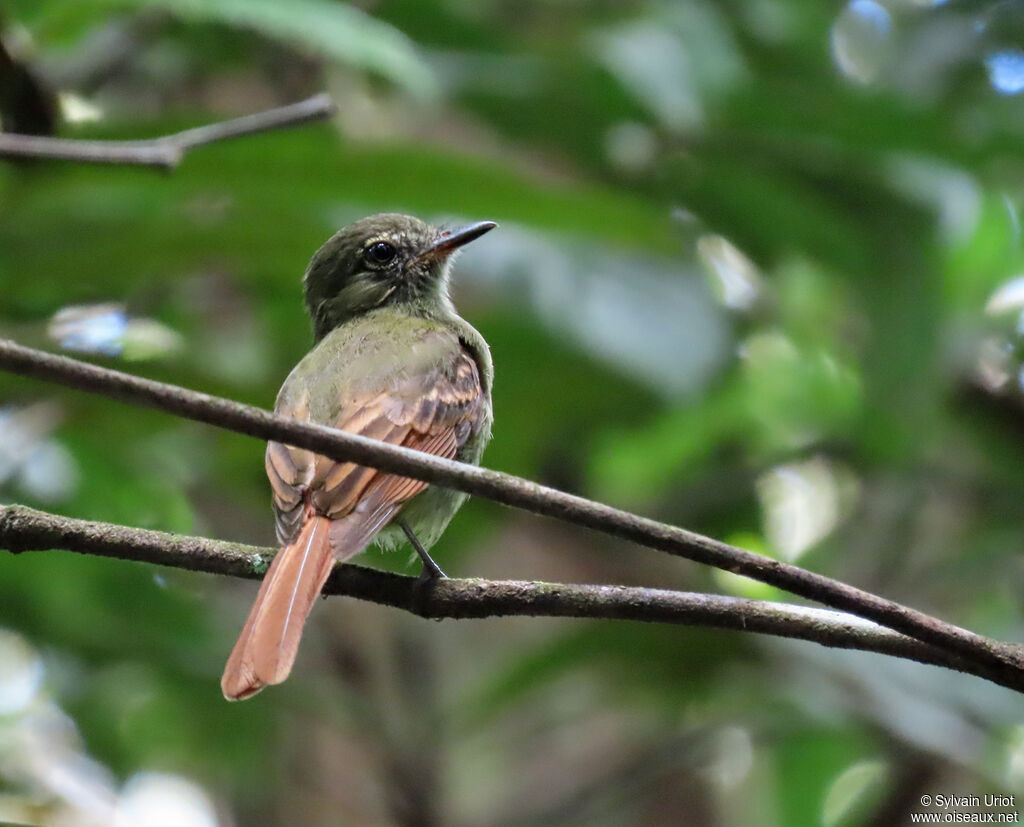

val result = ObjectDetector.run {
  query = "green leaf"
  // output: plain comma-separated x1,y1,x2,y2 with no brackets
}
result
822,759,888,827
112,0,439,98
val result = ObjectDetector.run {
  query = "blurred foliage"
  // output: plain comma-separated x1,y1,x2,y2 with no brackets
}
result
2,0,1024,825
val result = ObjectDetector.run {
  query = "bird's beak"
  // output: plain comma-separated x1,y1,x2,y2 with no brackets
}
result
418,221,498,263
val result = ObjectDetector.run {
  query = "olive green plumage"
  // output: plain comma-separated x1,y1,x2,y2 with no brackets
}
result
274,212,495,555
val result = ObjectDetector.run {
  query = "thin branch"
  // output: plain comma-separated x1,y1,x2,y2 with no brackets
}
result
2,504,1017,691
0,338,1022,683
0,94,336,169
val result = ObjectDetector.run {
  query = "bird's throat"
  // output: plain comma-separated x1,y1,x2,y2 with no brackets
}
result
310,278,456,342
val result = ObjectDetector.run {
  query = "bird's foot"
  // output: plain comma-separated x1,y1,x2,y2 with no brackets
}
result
398,518,447,583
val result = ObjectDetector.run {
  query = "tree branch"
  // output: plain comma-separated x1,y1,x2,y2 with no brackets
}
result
2,503,1018,691
0,94,335,169
0,338,1022,684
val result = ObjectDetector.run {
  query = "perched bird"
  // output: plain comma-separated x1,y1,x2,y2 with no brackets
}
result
221,213,496,700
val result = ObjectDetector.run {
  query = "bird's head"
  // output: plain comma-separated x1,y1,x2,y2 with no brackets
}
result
303,213,497,340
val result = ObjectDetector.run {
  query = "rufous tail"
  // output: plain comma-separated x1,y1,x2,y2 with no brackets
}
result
221,514,335,701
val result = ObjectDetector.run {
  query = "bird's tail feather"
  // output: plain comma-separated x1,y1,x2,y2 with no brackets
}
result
222,500,403,701
221,512,349,701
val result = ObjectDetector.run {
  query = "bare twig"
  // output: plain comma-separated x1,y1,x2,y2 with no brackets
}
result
2,504,1018,691
0,94,335,168
0,338,1022,682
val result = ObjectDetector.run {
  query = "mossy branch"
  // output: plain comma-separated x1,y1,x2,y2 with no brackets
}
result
2,504,1017,691
0,338,1022,690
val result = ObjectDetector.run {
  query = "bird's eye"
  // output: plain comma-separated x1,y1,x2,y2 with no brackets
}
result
365,241,397,266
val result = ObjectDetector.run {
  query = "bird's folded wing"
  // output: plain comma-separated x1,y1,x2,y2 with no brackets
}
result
265,346,485,549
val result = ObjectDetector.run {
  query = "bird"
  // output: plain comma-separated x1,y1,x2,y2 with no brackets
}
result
221,213,496,700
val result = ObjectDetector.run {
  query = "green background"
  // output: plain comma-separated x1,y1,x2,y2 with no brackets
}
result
2,1,1024,824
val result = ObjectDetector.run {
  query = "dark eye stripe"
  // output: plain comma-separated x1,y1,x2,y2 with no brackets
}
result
365,241,397,265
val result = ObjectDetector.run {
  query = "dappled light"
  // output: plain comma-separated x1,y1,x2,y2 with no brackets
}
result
462,223,728,398
48,304,186,361
0,630,220,827
757,457,858,562
832,0,893,84
697,233,763,312
0,405,77,503
114,773,219,827
986,50,1024,96
0,628,42,715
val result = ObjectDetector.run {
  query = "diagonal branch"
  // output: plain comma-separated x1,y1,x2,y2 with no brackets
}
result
0,94,335,169
1,503,1018,691
0,338,1022,682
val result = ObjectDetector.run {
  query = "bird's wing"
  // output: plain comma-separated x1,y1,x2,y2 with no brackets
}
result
264,343,486,551
222,344,486,700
